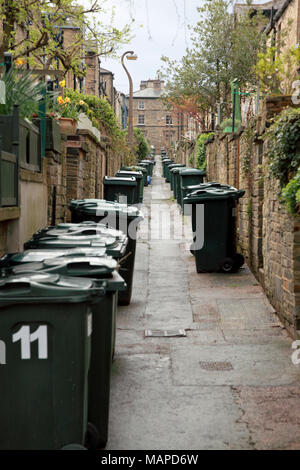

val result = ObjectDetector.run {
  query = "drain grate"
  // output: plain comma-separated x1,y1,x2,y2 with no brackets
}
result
145,329,186,338
199,361,233,371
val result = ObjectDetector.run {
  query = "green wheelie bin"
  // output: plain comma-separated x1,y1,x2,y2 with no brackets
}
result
2,257,125,449
0,272,105,450
24,223,130,302
182,182,232,207
183,187,245,273
140,160,154,177
115,170,143,205
162,158,172,178
68,201,144,306
137,161,151,178
165,161,177,183
161,157,174,178
169,164,185,192
172,166,186,202
179,168,206,208
103,176,137,205
120,165,148,192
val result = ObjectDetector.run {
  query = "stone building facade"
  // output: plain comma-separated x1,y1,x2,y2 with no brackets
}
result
131,79,187,152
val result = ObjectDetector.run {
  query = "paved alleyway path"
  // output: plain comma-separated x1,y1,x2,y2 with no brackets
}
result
107,157,300,450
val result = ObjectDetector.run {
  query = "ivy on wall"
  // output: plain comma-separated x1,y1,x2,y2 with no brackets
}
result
193,132,215,170
264,107,300,215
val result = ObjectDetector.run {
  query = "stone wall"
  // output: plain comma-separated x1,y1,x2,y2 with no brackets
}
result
203,95,300,338
0,119,124,253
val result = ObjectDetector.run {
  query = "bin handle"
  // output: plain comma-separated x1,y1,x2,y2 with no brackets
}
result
0,281,31,294
118,251,132,267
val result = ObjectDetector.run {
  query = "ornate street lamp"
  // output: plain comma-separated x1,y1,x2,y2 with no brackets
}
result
121,51,137,148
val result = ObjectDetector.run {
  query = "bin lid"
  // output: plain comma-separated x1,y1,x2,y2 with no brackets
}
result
115,171,143,180
120,166,147,174
183,187,245,202
140,160,155,165
169,164,186,171
5,256,117,277
131,166,147,174
74,200,144,221
179,168,206,176
24,235,128,258
69,199,107,210
0,272,106,305
39,225,125,240
103,176,137,186
0,248,108,266
172,167,187,174
185,182,235,191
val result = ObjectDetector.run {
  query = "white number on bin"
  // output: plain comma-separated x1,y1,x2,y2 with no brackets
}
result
12,325,48,360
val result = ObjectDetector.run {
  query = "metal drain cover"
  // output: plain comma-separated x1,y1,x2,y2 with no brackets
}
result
145,329,186,338
199,361,233,371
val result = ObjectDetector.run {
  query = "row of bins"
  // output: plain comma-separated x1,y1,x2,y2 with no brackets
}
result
0,159,155,450
161,155,245,274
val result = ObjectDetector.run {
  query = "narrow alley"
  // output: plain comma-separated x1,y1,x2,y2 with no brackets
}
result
107,156,300,451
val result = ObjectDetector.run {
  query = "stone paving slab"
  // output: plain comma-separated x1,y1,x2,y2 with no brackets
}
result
108,354,251,450
234,386,300,450
171,342,300,387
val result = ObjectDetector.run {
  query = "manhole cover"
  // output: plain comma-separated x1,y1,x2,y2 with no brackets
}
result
145,329,186,338
199,361,233,371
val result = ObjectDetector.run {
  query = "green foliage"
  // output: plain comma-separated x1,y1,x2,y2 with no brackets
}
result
0,66,45,118
194,132,214,170
264,107,300,186
133,128,150,161
281,167,300,214
62,89,121,138
241,118,257,175
160,0,266,117
0,0,132,75
220,118,241,131
255,45,300,95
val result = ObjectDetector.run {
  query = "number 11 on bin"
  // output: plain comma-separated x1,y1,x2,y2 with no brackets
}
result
12,325,48,360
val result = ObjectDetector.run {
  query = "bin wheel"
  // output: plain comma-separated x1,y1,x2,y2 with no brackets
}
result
61,444,87,450
233,253,244,270
220,257,234,273
84,422,100,450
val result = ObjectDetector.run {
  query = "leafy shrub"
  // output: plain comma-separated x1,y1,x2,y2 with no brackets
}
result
264,107,300,186
194,132,214,169
0,67,45,119
133,128,150,161
281,167,300,214
220,118,241,131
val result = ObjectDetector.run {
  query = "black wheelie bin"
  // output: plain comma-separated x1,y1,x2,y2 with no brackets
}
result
68,201,144,305
169,164,185,192
183,187,245,273
179,168,206,208
173,166,186,202
0,272,106,450
1,256,125,449
115,170,143,205
103,176,137,205
162,158,172,178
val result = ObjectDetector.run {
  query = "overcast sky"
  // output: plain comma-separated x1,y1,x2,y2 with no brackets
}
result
94,0,202,94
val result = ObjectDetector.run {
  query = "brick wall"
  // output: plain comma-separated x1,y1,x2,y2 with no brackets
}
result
132,98,184,152
203,95,300,338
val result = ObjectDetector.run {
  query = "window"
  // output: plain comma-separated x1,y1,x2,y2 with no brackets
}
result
138,101,145,110
166,115,172,125
138,115,145,125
